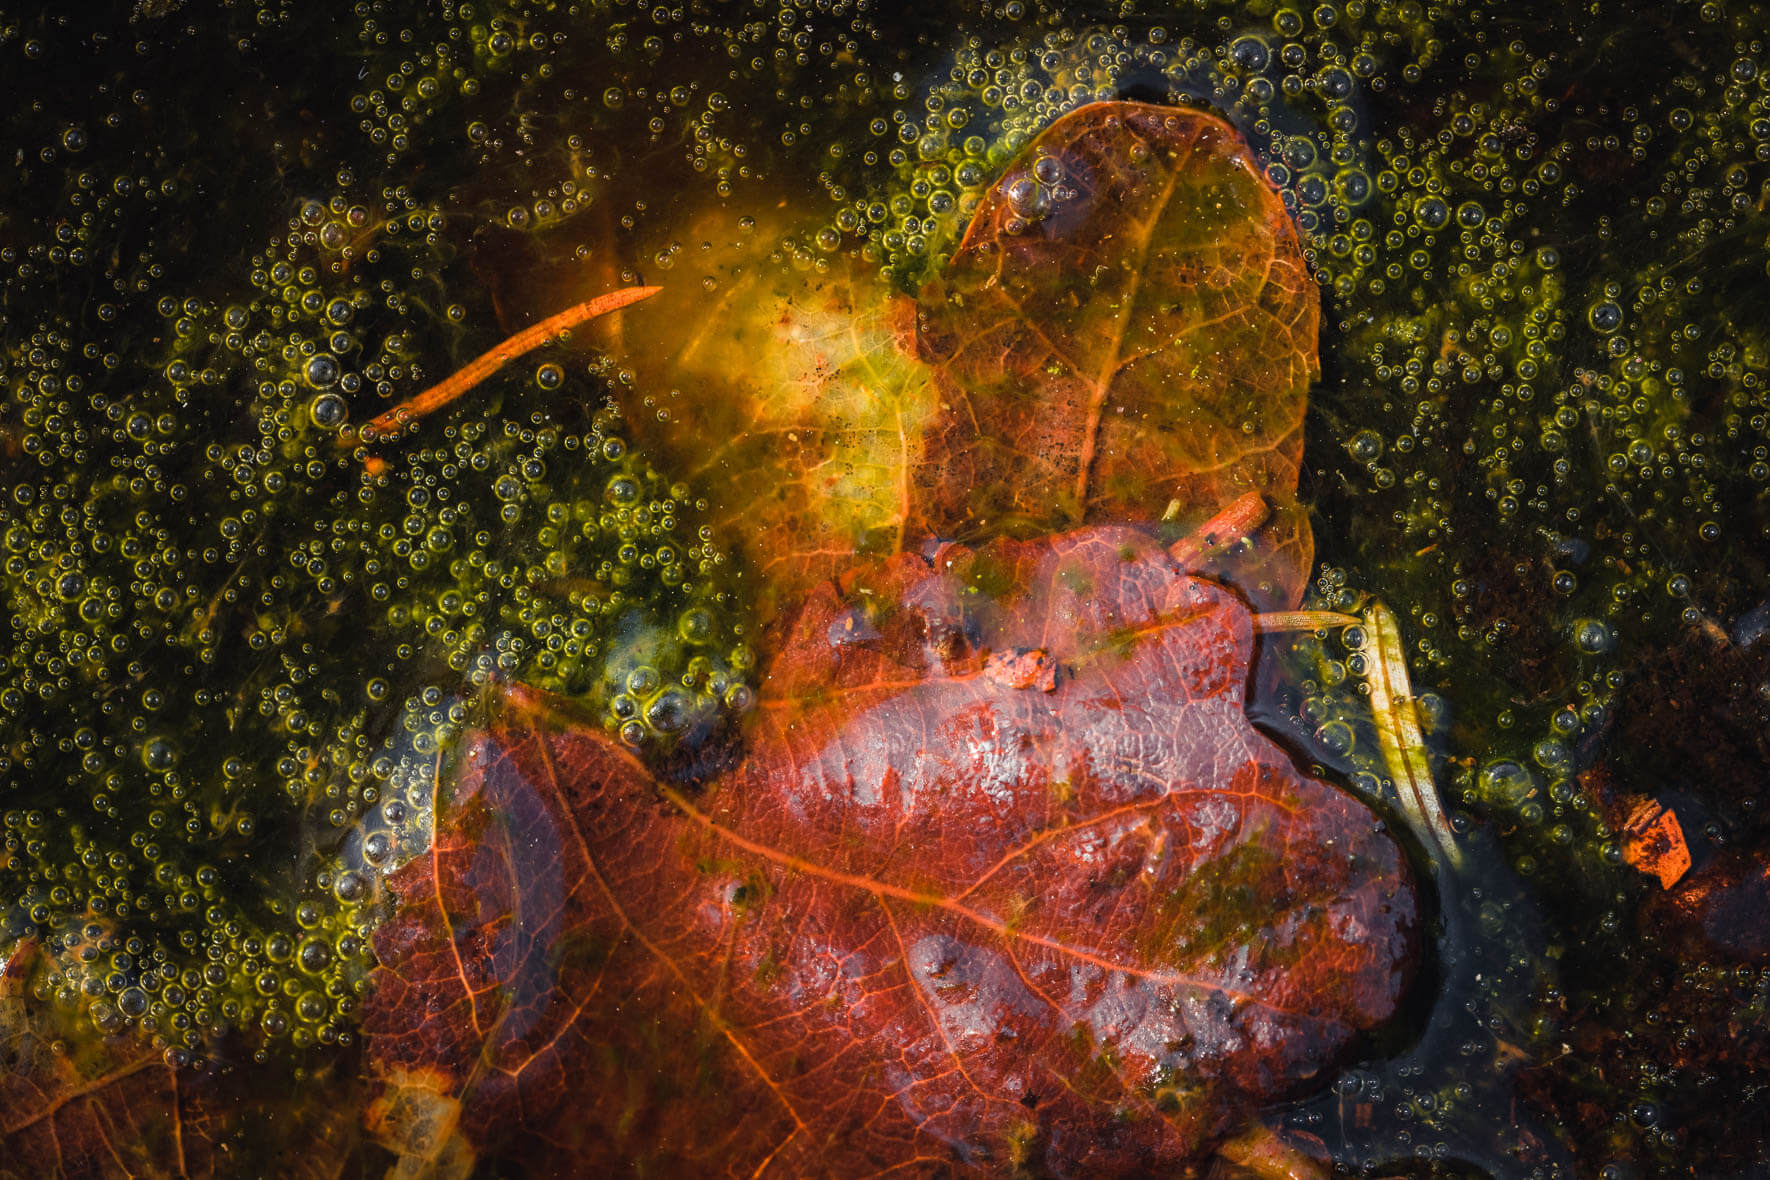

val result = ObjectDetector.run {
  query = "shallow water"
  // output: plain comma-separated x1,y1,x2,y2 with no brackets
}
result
2,2,1769,1176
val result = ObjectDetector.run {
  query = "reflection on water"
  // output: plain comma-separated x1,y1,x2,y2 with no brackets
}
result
2,1,1769,1175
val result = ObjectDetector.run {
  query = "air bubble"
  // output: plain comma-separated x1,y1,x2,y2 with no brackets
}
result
1231,35,1270,71
1004,174,1048,219
1414,197,1450,228
644,688,701,734
309,393,347,428
667,604,716,649
1478,761,1538,807
1347,429,1384,461
1571,618,1615,654
297,937,332,973
305,354,341,387
142,738,177,771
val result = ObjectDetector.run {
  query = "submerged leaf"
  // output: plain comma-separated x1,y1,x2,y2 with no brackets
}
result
553,206,939,624
361,525,1415,1175
913,101,1319,607
0,944,366,1179
649,266,936,611
580,101,1318,618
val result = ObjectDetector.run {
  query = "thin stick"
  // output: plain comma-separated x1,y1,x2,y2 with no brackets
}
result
348,284,662,445
1167,491,1269,567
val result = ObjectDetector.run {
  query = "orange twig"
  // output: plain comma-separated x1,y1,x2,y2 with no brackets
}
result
348,285,662,445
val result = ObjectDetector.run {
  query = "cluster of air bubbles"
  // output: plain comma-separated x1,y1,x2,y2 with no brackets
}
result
832,10,1448,287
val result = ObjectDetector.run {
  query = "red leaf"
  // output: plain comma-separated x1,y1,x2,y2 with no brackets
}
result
362,525,1415,1175
913,102,1319,608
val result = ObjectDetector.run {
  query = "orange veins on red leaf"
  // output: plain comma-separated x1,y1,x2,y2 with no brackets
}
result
360,525,1417,1176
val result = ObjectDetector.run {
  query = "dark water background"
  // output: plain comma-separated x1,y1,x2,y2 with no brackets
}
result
3,1,1770,1176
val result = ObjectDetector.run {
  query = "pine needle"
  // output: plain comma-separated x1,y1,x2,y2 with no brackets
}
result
1252,610,1360,633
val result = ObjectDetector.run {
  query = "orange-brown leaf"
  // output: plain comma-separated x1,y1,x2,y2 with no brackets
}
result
913,101,1319,607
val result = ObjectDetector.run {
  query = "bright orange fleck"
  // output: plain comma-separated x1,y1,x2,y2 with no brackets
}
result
1622,799,1690,890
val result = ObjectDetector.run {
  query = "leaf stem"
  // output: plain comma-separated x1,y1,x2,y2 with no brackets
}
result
1167,491,1269,568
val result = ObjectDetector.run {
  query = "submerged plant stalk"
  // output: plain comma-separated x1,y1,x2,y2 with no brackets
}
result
1362,598,1462,869
1253,610,1362,633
